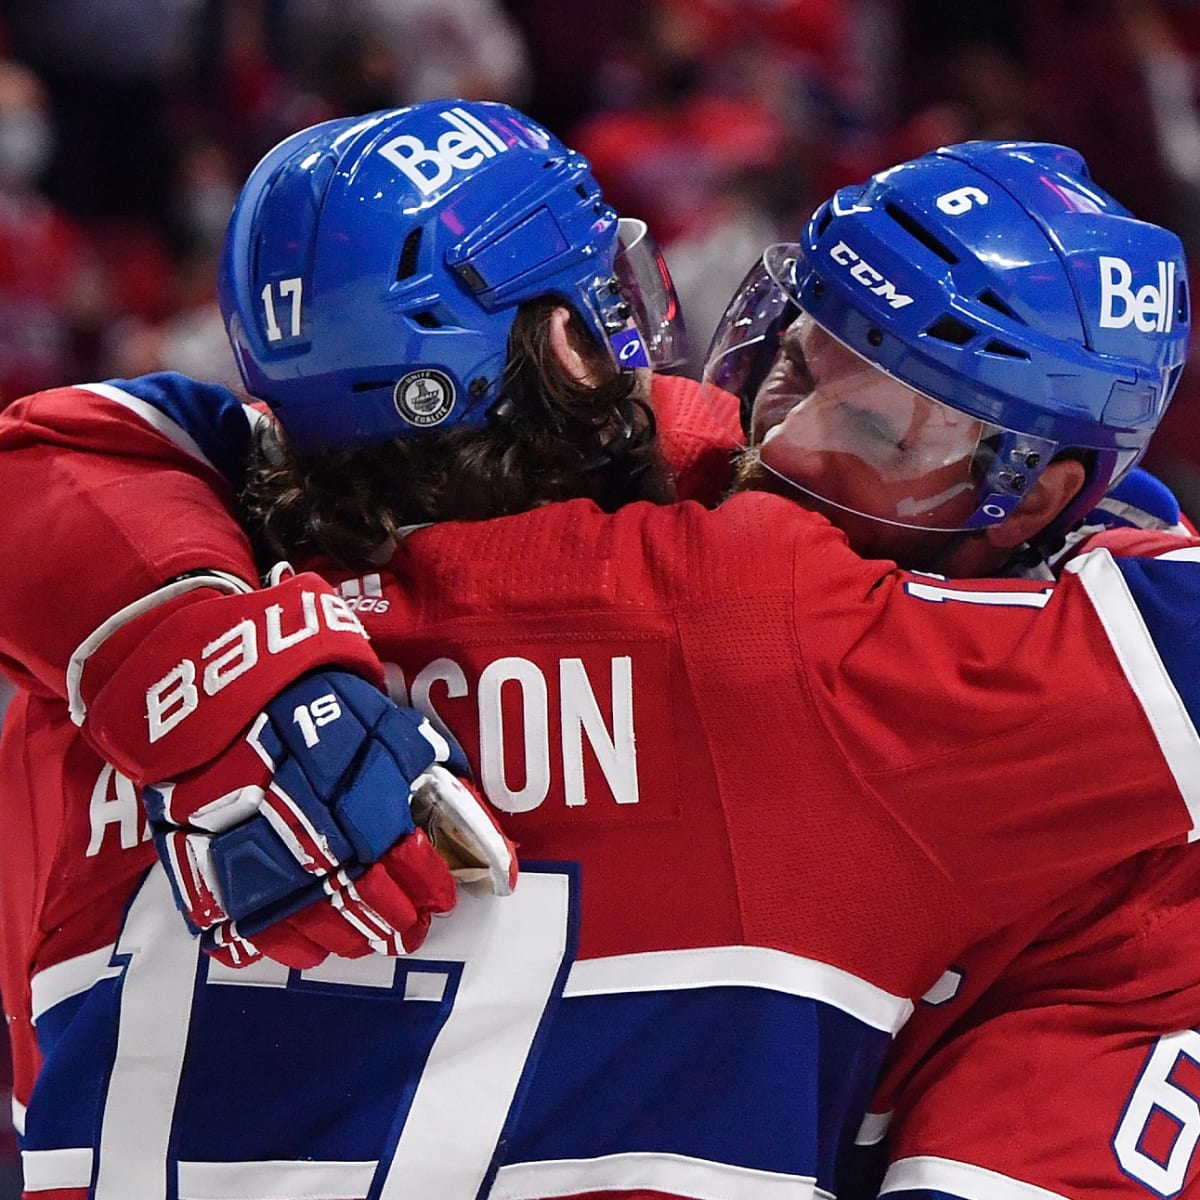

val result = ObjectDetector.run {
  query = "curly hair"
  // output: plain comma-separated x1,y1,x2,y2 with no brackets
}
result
239,298,676,567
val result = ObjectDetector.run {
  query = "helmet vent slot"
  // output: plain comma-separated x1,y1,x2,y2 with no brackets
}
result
396,229,423,281
983,340,1030,359
885,204,958,264
977,289,1022,322
413,311,441,329
925,316,976,345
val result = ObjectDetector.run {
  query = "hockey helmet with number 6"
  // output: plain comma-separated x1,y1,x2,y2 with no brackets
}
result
704,141,1190,537
219,100,688,454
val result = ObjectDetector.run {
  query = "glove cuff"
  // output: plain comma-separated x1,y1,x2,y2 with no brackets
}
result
79,572,383,782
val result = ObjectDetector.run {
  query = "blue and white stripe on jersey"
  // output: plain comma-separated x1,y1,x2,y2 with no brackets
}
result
23,863,912,1200
879,1155,1072,1200
1065,546,1200,839
491,948,912,1199
82,371,261,490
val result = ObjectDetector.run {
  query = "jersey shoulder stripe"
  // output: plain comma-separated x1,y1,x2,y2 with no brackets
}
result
81,372,260,489
1065,546,1200,838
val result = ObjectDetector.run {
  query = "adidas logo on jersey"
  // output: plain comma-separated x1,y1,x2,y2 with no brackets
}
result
1099,256,1176,333
377,107,508,197
339,575,390,614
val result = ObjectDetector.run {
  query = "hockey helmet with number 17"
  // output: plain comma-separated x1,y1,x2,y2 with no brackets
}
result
219,100,688,454
704,141,1190,538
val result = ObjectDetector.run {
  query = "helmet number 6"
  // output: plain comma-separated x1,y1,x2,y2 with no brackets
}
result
936,186,990,216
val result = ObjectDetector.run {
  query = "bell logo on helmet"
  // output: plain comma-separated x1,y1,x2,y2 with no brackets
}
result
1099,256,1176,334
829,241,915,309
377,106,509,197
394,369,456,427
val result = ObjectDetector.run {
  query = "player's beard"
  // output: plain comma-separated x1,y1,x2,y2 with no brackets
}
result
729,447,812,505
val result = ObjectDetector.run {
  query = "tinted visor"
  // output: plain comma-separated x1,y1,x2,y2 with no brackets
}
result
610,217,689,370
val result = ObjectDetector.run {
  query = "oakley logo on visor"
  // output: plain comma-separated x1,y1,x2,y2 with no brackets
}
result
611,328,650,368
1099,256,1176,333
378,107,508,197
829,241,915,309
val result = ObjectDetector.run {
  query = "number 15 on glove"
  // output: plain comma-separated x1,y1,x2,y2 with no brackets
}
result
143,671,517,970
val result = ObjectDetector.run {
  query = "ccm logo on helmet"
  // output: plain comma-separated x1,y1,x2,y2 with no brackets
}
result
378,106,509,197
829,242,914,309
1099,256,1176,333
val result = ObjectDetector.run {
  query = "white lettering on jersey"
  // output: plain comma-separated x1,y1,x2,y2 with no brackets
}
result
829,241,914,309
1099,255,1176,333
377,106,508,197
1113,1030,1200,1193
391,653,639,813
145,592,365,742
87,763,151,856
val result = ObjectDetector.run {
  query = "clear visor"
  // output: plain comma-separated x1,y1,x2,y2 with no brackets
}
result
703,245,1058,532
605,217,690,370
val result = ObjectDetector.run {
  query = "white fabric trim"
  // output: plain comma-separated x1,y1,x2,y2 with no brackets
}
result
880,1156,1071,1200
21,1150,378,1198
1092,496,1184,534
30,943,121,1023
1065,547,1200,839
93,870,204,1198
177,1158,378,1200
855,1110,892,1146
10,1096,24,1137
66,571,253,726
491,1151,828,1200
564,946,914,1034
78,381,254,472
22,1146,94,1192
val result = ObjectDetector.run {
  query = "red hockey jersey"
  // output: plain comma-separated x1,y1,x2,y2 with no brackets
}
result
1,375,1199,1200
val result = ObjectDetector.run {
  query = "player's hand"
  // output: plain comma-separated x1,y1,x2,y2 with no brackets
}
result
143,670,516,969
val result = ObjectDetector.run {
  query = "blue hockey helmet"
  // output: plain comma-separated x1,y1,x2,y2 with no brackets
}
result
219,100,688,454
704,141,1190,537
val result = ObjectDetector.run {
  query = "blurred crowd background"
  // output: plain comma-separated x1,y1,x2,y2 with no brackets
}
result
3,0,1200,1187
3,0,1200,513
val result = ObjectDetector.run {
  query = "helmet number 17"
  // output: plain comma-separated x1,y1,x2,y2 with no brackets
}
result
262,277,304,342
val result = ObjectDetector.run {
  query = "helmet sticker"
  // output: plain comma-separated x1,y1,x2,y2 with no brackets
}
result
611,327,650,368
1099,256,1177,333
377,106,508,197
394,369,456,427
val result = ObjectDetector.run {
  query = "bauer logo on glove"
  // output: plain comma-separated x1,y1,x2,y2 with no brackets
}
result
142,669,517,970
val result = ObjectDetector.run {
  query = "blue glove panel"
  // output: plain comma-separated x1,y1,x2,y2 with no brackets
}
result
147,669,472,932
211,819,317,918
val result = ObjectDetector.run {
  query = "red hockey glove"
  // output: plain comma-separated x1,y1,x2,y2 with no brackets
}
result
72,570,384,784
144,670,517,970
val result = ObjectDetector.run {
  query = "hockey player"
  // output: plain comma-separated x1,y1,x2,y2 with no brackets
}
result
0,100,1198,1200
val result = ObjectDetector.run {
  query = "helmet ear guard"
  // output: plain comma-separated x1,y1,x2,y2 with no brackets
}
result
703,140,1190,539
219,101,688,454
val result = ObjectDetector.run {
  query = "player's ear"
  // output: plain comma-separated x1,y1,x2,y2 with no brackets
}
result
985,457,1087,550
548,306,599,387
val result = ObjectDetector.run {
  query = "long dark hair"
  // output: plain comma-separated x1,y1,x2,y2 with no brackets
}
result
239,298,675,567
